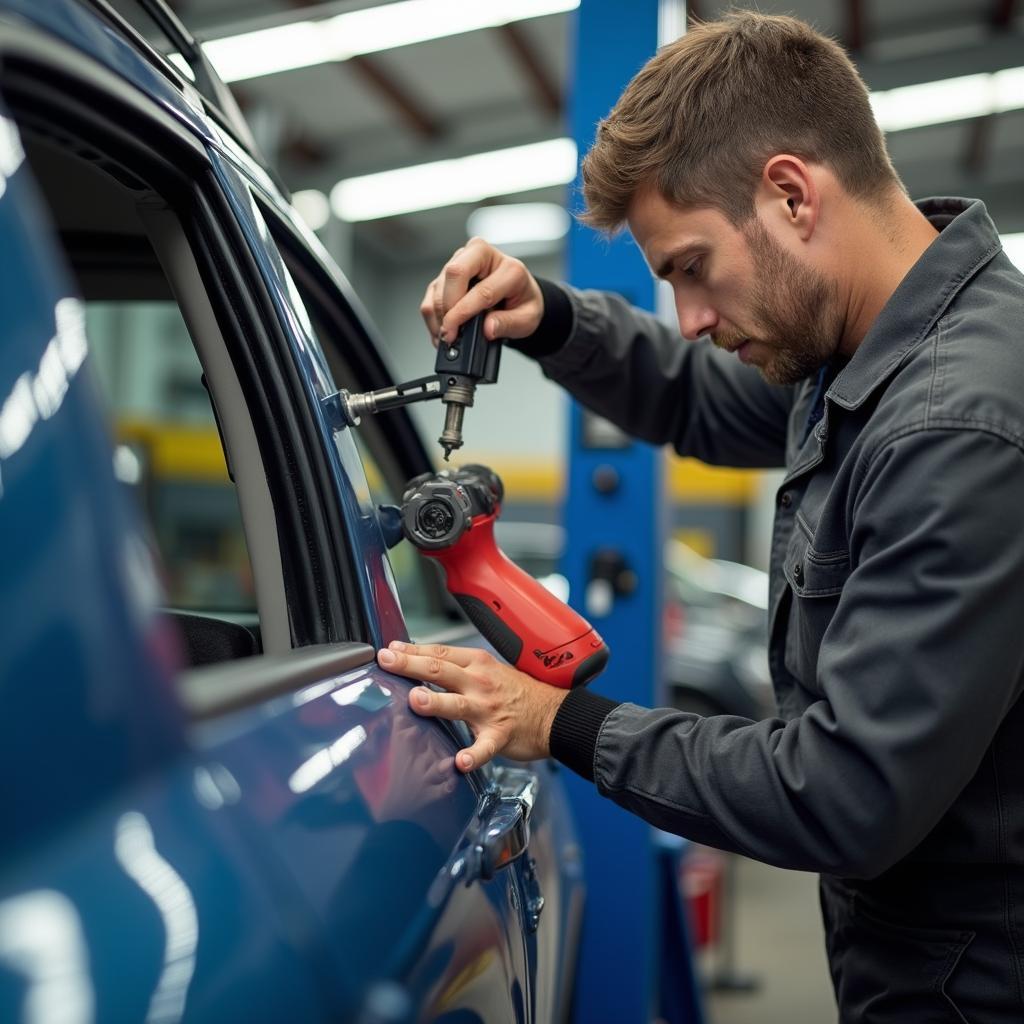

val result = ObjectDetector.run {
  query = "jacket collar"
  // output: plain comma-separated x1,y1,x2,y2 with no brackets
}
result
827,198,1002,410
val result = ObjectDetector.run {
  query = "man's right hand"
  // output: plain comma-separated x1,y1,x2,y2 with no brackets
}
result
419,237,545,347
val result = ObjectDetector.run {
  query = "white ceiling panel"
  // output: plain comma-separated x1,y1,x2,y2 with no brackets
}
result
171,0,1023,262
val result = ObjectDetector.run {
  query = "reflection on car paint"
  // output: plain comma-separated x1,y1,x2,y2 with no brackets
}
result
0,299,89,497
0,889,94,1024
0,113,24,197
114,812,198,1024
329,676,378,707
288,725,369,794
191,764,242,811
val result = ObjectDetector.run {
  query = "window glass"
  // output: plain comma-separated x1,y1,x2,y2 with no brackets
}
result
264,231,459,640
86,301,255,613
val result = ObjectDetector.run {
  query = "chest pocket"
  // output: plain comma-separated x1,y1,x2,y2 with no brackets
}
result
782,521,851,690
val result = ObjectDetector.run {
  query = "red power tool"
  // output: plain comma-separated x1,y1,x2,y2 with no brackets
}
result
330,308,607,688
401,465,609,689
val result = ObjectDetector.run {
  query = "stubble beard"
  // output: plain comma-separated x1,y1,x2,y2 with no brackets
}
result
720,218,844,386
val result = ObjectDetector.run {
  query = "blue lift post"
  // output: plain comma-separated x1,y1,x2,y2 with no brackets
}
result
562,2,705,1021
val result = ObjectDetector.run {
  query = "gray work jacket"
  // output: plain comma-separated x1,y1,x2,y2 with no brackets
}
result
534,198,1024,890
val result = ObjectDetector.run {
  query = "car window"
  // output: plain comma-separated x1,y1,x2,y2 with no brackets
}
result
86,301,255,613
5,103,295,660
261,223,462,640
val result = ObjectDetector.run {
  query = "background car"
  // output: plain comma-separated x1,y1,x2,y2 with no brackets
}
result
495,521,775,721
0,2,582,1021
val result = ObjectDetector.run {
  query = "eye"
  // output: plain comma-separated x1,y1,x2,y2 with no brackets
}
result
682,258,703,279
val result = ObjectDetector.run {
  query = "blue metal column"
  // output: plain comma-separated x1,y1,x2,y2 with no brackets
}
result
561,2,702,1021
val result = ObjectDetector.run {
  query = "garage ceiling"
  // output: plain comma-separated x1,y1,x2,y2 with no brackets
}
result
165,0,1024,263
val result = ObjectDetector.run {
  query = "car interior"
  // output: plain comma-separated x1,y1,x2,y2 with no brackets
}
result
11,104,468,672
10,105,295,666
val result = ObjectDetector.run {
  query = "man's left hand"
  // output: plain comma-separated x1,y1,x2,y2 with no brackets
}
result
377,641,568,772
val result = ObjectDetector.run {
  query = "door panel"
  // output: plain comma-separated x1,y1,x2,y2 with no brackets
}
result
0,763,330,1023
189,652,533,1021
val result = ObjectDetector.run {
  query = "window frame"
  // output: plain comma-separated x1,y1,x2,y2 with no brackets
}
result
260,204,477,641
0,30,370,653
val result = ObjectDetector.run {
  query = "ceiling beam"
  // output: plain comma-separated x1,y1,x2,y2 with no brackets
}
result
962,116,993,176
279,0,442,141
957,0,1013,184
845,0,867,54
496,22,561,118
894,141,1024,214
345,54,444,140
992,0,1018,28
858,34,1024,92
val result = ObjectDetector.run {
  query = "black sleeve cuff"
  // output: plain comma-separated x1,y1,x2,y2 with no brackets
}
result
549,687,621,782
506,277,574,360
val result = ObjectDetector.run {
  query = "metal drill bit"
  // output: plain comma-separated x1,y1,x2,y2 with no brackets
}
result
439,403,465,462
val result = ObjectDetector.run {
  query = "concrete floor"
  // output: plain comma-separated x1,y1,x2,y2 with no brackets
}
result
702,856,837,1024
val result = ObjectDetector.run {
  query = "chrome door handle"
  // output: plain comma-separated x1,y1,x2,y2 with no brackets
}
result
472,767,538,880
450,768,546,932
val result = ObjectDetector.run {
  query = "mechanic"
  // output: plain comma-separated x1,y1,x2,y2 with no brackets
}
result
375,12,1024,1020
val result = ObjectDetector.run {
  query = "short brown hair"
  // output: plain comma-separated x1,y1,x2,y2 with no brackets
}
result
581,11,900,231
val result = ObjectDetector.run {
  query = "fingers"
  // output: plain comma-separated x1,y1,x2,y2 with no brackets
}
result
408,686,500,772
482,301,543,341
376,643,479,689
454,729,502,773
407,684,468,721
418,239,544,345
419,240,468,342
407,685,499,772
419,278,442,344
439,258,536,342
377,640,550,774
439,239,488,324
389,640,482,669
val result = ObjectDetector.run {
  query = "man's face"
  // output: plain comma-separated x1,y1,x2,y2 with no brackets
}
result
627,188,843,385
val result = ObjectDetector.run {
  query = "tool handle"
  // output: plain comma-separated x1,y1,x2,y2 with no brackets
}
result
426,515,609,689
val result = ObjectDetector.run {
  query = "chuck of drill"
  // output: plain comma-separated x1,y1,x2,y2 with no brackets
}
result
435,311,502,460
401,464,502,548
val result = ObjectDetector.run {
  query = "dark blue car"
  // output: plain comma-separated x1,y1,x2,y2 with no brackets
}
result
0,2,583,1020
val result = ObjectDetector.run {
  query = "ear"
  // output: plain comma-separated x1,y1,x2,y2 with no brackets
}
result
758,155,819,242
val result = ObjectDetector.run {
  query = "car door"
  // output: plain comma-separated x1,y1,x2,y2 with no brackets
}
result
0,92,333,1023
253,201,586,1024
0,10,545,1024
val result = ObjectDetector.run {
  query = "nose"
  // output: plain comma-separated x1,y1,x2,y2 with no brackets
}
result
675,295,718,341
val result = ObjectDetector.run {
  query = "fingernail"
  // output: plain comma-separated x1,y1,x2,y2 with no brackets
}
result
438,328,448,343
378,649,396,665
489,317,501,337
459,753,473,770
412,687,429,706
389,640,407,650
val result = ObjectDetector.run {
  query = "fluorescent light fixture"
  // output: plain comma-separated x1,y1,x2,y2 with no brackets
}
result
1002,233,1024,273
204,0,580,83
871,65,1024,132
467,202,570,246
331,137,577,222
292,189,331,231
